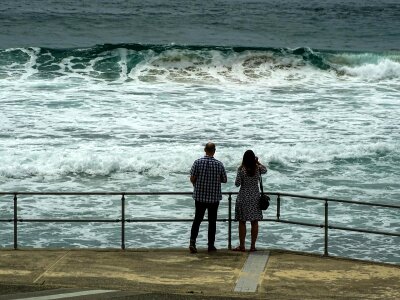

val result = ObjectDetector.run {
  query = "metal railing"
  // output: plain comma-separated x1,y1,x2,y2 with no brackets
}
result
0,191,399,258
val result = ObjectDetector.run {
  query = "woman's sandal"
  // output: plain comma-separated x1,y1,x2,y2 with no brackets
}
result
249,247,257,252
232,246,246,252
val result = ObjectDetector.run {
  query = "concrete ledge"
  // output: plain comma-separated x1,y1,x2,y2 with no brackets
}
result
0,249,399,299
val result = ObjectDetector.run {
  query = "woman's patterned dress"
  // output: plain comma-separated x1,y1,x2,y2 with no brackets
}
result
234,165,267,221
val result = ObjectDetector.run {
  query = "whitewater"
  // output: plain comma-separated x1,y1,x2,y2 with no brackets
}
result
0,44,399,263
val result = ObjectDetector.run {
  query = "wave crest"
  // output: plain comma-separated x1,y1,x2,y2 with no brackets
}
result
0,142,397,179
1,44,399,83
339,58,400,80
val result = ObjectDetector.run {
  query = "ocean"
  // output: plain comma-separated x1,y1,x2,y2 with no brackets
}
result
0,0,399,264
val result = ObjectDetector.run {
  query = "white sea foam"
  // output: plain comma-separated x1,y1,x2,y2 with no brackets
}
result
0,141,397,182
1,47,399,263
340,58,400,80
125,48,328,85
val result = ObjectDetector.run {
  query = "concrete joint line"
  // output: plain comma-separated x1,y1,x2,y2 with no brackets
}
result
13,289,117,300
234,251,270,293
33,251,71,284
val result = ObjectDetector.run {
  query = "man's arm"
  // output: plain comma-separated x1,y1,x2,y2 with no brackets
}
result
220,166,227,183
190,175,196,185
190,161,197,186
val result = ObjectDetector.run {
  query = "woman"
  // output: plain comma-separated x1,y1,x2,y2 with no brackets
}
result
233,150,267,252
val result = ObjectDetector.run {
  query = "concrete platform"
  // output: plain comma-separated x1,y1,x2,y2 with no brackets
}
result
0,249,399,299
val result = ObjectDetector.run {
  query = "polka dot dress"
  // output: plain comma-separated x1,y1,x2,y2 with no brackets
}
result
234,165,267,221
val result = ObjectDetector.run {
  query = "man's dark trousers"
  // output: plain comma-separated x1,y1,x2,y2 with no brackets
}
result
190,201,219,246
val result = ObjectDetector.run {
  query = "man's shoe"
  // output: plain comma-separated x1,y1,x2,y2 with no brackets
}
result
189,242,197,254
208,245,217,252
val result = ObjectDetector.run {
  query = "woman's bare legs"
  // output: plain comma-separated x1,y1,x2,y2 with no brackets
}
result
250,221,259,250
239,221,246,249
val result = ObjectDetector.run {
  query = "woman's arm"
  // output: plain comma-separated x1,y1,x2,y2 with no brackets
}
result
235,168,242,187
257,162,267,174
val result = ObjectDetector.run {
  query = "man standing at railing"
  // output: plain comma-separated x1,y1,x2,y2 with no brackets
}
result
189,142,227,253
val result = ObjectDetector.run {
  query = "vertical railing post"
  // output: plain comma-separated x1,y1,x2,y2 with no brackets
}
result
228,193,232,250
324,200,328,256
277,194,281,221
13,193,18,250
121,193,125,250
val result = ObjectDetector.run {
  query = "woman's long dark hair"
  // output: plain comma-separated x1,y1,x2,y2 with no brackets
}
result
241,150,257,176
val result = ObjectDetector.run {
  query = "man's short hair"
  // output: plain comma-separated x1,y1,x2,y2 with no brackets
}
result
204,142,216,153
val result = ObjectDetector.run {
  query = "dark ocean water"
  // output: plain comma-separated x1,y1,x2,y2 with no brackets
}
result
1,0,400,51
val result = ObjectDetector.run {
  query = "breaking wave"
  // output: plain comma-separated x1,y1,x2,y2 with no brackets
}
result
1,44,399,83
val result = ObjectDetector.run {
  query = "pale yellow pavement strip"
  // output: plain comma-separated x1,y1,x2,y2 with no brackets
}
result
14,290,117,300
234,251,270,292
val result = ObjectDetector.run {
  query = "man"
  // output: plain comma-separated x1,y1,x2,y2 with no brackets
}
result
189,142,227,253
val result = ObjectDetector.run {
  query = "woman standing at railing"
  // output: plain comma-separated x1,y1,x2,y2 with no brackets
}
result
233,150,267,252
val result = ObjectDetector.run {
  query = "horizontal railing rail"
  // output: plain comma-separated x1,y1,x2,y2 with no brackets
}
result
0,191,399,260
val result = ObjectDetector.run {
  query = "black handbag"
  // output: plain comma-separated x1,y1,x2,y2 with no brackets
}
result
259,169,270,210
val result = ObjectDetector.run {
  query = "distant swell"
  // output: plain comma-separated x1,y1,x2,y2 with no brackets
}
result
1,44,399,83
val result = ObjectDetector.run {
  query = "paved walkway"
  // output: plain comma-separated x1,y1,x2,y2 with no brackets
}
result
0,249,399,299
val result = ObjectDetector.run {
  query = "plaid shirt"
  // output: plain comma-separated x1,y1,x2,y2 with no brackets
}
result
190,156,227,203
